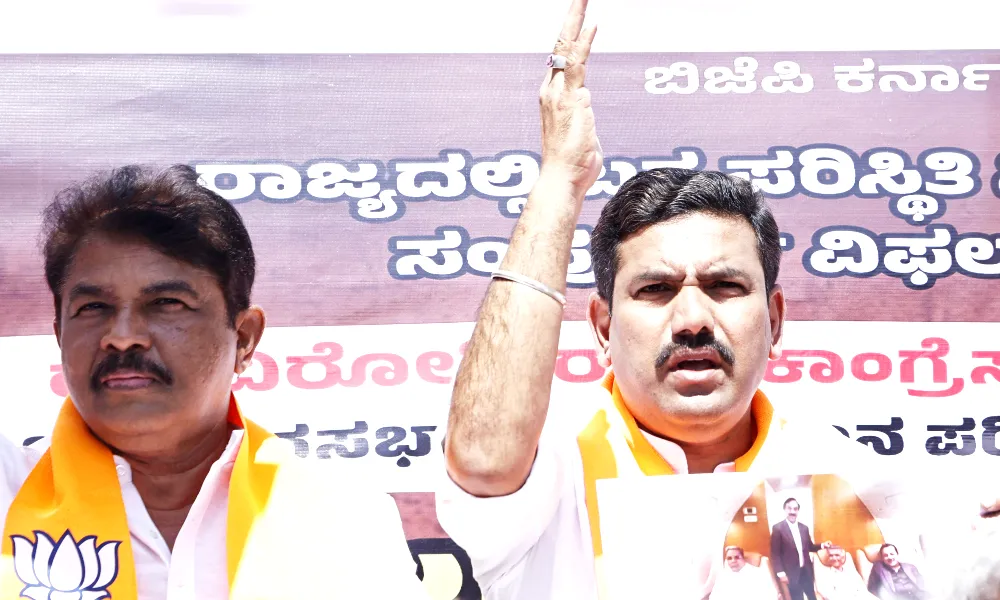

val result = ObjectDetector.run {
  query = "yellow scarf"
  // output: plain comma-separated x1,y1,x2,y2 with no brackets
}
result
1,395,277,599
576,372,775,595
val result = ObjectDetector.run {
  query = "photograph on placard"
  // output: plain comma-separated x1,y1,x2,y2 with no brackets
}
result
597,471,984,600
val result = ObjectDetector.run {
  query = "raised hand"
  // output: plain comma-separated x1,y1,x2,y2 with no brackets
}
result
444,0,604,499
538,0,603,201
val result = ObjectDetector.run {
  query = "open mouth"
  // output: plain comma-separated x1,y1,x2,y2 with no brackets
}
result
673,359,719,371
666,349,723,372
662,350,726,389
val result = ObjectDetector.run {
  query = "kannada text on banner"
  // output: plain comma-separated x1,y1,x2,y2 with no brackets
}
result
1,51,999,599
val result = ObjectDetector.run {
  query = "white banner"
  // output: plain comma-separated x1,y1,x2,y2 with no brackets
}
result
2,320,998,493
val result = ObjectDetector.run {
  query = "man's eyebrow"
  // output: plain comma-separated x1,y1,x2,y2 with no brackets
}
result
141,280,200,298
629,269,683,284
699,266,753,280
629,266,755,284
67,283,109,303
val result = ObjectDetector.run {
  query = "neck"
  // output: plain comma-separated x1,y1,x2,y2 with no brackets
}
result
118,419,234,550
665,404,756,474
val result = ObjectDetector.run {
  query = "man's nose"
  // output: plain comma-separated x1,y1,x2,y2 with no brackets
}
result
669,285,715,340
100,307,152,353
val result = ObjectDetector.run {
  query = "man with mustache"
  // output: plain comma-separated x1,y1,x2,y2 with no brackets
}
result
0,165,427,599
709,546,781,600
813,546,878,600
866,544,928,600
433,0,1000,598
772,497,831,600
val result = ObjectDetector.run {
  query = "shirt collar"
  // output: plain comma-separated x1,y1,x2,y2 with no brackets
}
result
637,429,737,474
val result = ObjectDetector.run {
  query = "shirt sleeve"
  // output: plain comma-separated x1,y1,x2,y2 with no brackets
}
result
812,565,829,596
435,435,568,593
0,434,42,529
313,487,431,599
769,526,786,577
359,492,432,599
763,566,779,596
234,441,431,600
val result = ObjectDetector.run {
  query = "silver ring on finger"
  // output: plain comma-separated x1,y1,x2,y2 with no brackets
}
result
546,54,568,70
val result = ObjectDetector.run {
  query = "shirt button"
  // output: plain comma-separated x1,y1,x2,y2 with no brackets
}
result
115,465,127,478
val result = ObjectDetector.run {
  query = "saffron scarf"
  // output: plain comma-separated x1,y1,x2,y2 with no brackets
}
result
0,395,277,599
576,372,777,597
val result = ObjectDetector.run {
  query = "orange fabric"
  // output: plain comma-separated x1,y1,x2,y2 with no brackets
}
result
1,395,277,598
577,371,774,559
1,399,138,599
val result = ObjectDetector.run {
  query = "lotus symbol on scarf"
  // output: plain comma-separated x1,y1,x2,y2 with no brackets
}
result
11,530,120,599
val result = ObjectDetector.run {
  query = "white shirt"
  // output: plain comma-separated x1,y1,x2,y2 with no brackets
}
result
813,562,875,599
0,430,428,600
435,391,899,600
709,564,777,600
786,518,805,567
639,430,736,475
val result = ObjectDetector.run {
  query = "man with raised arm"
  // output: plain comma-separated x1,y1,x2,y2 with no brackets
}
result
435,2,1000,599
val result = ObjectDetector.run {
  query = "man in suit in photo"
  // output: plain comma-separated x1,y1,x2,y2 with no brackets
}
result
866,544,928,600
771,497,832,600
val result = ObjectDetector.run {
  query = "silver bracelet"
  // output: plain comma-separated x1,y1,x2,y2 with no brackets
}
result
491,269,567,307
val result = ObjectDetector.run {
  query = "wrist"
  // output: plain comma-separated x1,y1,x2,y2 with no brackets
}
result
524,171,586,222
536,165,591,201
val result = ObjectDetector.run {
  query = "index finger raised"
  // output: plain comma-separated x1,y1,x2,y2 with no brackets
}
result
558,0,590,42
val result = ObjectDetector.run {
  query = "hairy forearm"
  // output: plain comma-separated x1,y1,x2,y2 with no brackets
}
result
444,174,582,496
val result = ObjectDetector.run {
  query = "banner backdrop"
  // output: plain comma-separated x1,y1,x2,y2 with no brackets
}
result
1,53,999,599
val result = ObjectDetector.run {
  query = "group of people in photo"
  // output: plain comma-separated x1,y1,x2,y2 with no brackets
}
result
713,497,928,600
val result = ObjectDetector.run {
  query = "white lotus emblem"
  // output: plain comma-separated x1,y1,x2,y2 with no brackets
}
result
10,530,120,599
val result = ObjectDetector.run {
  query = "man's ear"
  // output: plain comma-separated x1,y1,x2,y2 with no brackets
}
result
767,284,786,360
587,292,612,368
53,318,62,348
234,306,266,374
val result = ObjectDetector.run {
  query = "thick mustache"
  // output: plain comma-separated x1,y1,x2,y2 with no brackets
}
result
90,351,173,391
654,333,736,370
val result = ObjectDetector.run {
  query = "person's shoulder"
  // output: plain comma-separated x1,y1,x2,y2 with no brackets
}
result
257,440,407,532
548,381,613,431
775,411,857,448
260,437,392,500
769,406,882,469
0,434,44,476
0,434,45,518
